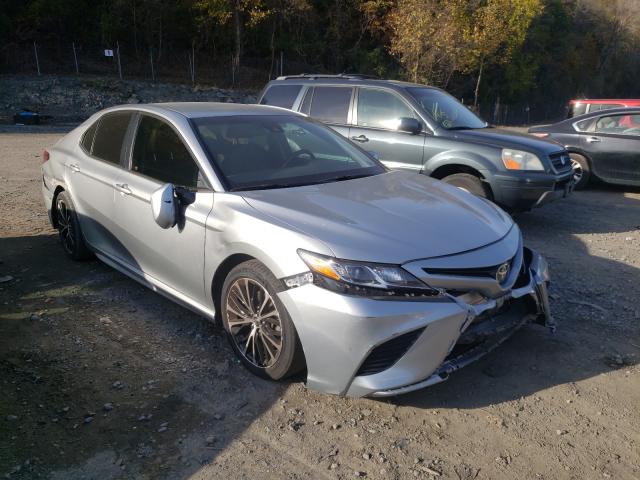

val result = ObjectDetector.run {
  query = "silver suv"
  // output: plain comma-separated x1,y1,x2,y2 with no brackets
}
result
42,103,553,397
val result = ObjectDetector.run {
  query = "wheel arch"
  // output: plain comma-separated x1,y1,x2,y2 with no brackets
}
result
211,253,256,323
51,185,66,229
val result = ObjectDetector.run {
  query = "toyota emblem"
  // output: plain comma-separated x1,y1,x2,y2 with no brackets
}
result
496,262,510,283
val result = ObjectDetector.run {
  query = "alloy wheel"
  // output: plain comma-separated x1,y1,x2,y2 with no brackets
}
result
57,199,75,254
225,278,283,368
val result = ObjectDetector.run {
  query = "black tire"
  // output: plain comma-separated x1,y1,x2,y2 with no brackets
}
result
221,260,305,380
569,153,591,190
441,173,490,198
55,191,93,261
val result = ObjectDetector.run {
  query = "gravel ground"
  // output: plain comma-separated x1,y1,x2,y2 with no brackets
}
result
0,131,639,480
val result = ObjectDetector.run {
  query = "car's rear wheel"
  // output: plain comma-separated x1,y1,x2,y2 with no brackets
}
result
55,191,93,261
221,260,305,380
441,173,490,198
569,153,591,189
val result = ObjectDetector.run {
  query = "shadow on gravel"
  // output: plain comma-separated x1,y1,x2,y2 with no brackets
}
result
0,233,284,479
391,186,640,410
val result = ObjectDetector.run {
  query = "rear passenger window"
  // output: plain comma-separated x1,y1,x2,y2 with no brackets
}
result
309,87,353,124
80,120,98,153
92,112,133,165
132,115,202,188
260,85,302,109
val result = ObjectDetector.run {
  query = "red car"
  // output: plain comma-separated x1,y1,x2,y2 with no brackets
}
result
568,99,640,118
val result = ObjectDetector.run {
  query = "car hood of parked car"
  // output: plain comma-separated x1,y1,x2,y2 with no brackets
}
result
452,127,564,154
240,170,514,264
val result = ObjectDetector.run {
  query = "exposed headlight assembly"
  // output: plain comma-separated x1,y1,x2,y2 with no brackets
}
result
501,148,545,171
296,250,440,298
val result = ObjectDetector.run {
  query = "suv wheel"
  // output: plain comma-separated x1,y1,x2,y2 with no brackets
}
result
441,173,490,199
221,260,305,380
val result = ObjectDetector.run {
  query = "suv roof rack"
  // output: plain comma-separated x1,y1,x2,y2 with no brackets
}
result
275,73,379,80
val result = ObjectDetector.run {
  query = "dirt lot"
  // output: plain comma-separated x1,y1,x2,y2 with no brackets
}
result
1,130,639,480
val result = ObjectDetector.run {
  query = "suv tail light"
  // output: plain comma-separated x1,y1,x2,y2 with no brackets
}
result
42,149,50,164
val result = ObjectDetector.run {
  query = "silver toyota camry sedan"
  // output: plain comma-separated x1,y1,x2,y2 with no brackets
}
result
41,103,554,397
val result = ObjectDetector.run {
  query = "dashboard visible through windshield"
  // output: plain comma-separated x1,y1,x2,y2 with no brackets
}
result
192,115,385,191
407,87,487,131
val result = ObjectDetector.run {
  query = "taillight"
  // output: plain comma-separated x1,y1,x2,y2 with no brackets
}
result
42,150,50,164
531,133,549,138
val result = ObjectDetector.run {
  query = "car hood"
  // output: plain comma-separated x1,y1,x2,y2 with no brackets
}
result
453,127,564,154
240,171,514,264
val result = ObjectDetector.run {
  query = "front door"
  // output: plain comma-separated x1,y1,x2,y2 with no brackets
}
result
587,112,640,183
349,87,425,171
114,114,213,308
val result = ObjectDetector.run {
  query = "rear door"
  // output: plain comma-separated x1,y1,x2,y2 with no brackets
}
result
113,113,213,307
300,86,353,138
585,112,640,183
71,111,134,261
349,87,425,171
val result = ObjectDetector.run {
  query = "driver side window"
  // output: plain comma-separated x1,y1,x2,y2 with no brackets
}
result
132,115,205,188
357,89,414,130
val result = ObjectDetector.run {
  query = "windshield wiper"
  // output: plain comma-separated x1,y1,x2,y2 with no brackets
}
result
229,183,294,192
446,126,475,130
316,173,372,184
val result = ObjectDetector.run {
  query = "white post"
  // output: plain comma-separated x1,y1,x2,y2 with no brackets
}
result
72,42,79,74
34,42,41,76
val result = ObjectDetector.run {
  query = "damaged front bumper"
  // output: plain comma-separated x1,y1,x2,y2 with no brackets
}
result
278,242,553,398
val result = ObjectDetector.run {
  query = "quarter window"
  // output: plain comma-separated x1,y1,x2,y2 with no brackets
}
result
92,112,133,164
357,89,415,130
260,85,302,109
308,87,353,124
80,120,98,153
132,116,202,188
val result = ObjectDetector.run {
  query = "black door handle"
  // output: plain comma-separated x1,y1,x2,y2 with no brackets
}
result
350,134,369,143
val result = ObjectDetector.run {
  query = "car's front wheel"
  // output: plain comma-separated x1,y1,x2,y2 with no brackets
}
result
221,260,305,380
569,153,591,189
441,173,491,198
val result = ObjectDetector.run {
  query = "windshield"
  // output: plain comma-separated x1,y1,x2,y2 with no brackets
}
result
193,115,385,191
407,87,487,130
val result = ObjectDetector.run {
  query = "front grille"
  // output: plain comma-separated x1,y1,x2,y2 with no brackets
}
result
356,328,425,376
549,152,572,172
423,258,514,280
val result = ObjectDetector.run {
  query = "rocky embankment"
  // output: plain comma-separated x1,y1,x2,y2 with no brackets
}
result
0,75,257,124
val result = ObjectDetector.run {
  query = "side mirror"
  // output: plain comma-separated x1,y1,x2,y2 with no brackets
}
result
397,117,422,135
150,183,176,229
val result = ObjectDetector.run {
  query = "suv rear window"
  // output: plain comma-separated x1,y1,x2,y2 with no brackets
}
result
308,87,353,124
260,85,302,109
92,112,133,165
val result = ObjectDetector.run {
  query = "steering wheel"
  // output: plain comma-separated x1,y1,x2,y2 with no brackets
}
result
622,127,640,136
282,149,316,168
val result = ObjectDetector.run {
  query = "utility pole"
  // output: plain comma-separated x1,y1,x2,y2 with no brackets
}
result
34,42,41,76
150,48,155,82
116,41,123,80
72,42,79,74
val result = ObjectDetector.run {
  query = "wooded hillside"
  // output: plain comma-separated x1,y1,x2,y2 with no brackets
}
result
2,0,639,122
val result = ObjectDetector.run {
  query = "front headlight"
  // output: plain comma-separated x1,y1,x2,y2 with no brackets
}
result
501,149,545,171
297,250,440,298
